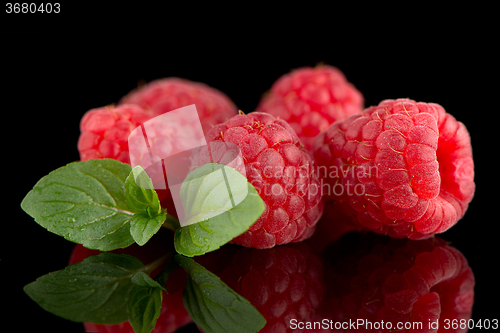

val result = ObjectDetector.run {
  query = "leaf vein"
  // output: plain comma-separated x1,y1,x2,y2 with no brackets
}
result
39,200,133,216
77,169,119,207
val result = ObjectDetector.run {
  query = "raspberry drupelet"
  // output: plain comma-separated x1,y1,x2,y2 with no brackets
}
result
78,104,153,163
312,98,474,239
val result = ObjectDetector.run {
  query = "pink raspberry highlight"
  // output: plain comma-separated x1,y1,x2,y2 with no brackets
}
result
78,104,153,164
256,65,364,149
119,77,238,134
312,98,474,239
193,112,324,249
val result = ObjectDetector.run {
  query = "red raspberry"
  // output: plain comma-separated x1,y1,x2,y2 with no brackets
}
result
256,65,364,150
192,112,324,249
195,242,324,333
78,104,153,164
67,230,192,333
77,102,193,217
312,98,475,239
308,233,474,333
119,77,238,134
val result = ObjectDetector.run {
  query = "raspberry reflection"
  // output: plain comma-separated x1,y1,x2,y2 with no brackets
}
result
306,232,475,333
195,242,325,333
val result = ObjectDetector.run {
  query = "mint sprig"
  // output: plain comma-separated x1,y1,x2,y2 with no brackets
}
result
22,158,268,332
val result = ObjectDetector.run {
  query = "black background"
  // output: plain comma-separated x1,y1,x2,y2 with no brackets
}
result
3,4,497,333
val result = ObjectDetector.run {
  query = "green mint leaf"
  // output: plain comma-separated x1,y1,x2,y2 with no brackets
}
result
125,166,161,216
128,271,167,333
127,282,163,333
174,163,265,257
131,271,166,290
180,163,250,226
130,211,167,246
175,255,266,333
23,252,146,324
21,159,135,251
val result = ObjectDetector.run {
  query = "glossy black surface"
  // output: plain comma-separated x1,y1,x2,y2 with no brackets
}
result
4,8,494,332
